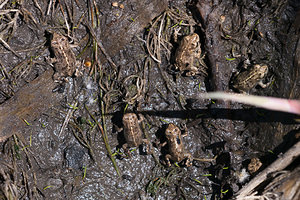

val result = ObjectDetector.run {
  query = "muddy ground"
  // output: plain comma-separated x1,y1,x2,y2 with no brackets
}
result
0,0,299,199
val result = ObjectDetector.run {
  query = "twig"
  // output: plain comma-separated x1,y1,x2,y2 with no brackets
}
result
21,8,38,25
85,23,118,71
193,157,216,162
58,101,78,137
46,0,52,16
155,12,165,63
0,37,20,57
85,104,121,178
0,9,20,15
58,1,71,36
0,0,9,9
0,42,47,54
32,0,44,20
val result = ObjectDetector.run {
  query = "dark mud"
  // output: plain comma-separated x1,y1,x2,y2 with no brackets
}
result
0,0,299,199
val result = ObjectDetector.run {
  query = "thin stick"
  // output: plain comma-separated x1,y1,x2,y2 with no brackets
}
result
32,0,44,20
0,37,20,57
85,104,121,178
58,101,78,137
58,1,70,36
46,0,54,16
0,0,9,9
85,23,118,71
193,157,216,162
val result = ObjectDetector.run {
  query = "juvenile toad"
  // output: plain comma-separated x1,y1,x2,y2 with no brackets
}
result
174,33,207,76
50,33,81,83
248,157,262,174
122,113,150,155
232,64,271,93
162,123,192,167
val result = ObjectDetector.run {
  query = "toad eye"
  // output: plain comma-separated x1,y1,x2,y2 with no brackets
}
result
176,136,181,144
259,73,265,78
191,42,198,48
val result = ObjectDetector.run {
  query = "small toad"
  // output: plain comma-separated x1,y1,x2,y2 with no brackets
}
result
50,32,82,83
232,64,272,93
174,33,207,76
122,113,150,155
161,123,192,167
248,157,262,174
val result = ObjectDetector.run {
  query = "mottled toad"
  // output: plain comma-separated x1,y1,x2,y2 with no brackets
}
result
162,123,192,167
122,113,150,155
232,64,271,93
50,33,81,83
174,33,207,76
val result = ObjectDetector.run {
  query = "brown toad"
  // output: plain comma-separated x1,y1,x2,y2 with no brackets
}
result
248,157,262,174
50,32,81,83
232,64,272,93
162,123,192,167
122,113,150,155
174,33,207,76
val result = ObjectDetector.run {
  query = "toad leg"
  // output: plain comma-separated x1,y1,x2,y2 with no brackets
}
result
165,154,172,167
257,76,274,88
184,153,193,167
142,139,152,154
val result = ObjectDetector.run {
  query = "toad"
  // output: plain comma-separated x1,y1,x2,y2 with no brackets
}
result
174,33,207,76
248,157,262,174
161,123,192,167
122,113,150,156
232,64,272,93
50,32,82,83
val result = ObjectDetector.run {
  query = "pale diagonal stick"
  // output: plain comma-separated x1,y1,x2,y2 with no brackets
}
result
199,92,300,115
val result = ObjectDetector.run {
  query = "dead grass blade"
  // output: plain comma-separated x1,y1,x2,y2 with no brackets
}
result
58,101,78,137
0,0,9,9
0,37,20,57
85,23,118,71
85,104,121,178
32,0,44,20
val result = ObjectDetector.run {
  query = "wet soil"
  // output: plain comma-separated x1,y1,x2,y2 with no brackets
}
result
0,0,299,199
